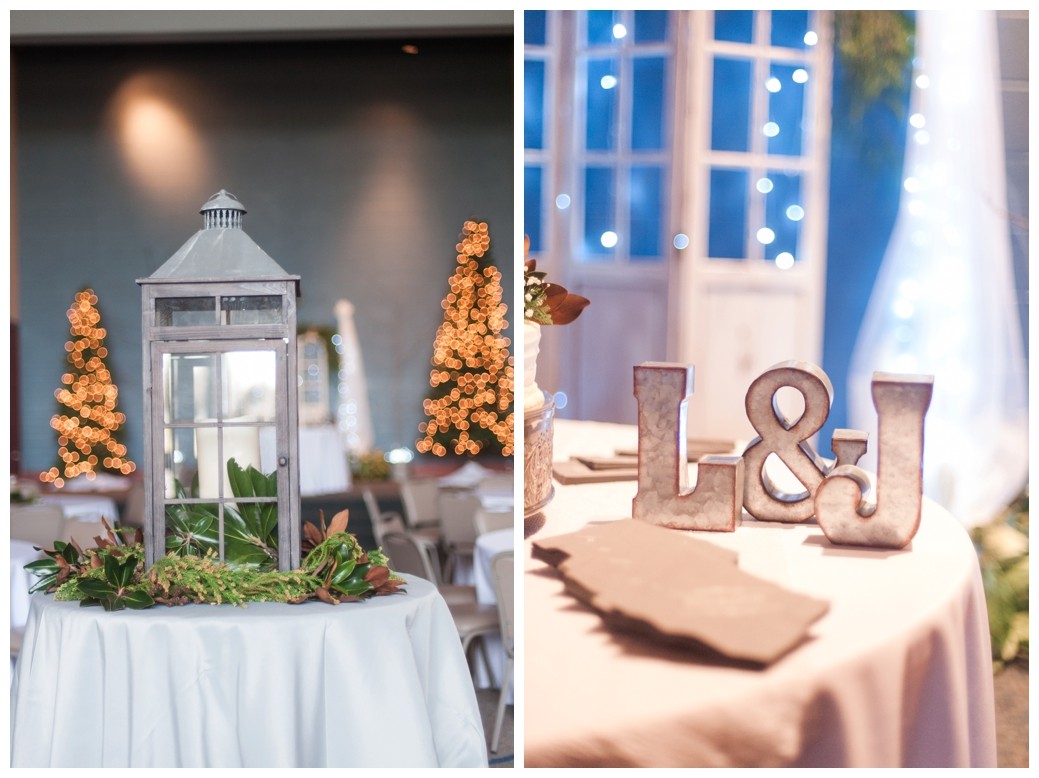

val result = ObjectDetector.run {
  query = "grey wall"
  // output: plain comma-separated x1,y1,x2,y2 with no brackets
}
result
13,36,514,473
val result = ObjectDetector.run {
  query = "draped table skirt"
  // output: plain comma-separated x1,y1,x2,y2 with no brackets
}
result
11,575,486,768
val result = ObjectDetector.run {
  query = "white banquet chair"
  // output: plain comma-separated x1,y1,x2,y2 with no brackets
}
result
380,531,474,607
362,487,406,547
438,490,481,582
10,503,65,547
398,478,442,531
490,550,515,754
475,507,513,536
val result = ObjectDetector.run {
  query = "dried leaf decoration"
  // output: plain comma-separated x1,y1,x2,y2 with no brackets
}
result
524,236,590,325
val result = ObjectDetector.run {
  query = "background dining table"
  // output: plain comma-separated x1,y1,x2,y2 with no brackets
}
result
523,418,997,768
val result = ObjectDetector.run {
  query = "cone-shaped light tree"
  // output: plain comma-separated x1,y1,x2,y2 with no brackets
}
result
417,221,515,457
39,289,136,487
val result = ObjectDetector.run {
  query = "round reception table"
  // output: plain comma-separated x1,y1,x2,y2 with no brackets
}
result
524,419,996,768
10,575,487,768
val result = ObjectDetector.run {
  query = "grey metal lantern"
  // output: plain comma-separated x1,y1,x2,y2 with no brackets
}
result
137,190,301,571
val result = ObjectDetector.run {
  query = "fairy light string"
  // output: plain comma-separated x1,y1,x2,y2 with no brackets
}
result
417,221,515,457
40,289,137,487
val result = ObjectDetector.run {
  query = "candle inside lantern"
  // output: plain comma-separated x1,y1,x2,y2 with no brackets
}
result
195,422,262,498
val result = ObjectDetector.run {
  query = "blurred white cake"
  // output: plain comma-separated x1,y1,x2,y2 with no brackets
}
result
524,320,546,411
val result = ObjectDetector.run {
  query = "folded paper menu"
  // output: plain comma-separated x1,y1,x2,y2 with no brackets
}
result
532,519,828,667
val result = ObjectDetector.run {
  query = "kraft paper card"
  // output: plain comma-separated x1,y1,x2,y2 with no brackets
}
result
532,519,828,666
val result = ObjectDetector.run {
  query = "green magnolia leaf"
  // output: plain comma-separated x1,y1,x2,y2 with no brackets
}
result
223,536,276,570
114,556,138,589
121,590,156,609
103,554,122,585
330,559,358,586
331,579,372,598
222,505,253,542
78,578,116,599
101,597,126,612
257,501,278,544
59,542,81,565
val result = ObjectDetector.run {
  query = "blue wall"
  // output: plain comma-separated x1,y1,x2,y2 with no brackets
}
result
13,36,514,473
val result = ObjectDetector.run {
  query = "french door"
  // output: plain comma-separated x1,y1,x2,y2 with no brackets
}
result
525,9,833,440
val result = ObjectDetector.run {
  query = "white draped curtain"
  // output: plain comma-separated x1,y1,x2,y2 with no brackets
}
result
848,10,1028,527
333,299,375,455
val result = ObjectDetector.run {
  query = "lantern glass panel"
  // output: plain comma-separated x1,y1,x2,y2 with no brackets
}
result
222,350,277,421
156,297,217,327
164,427,200,499
220,295,283,325
163,353,217,423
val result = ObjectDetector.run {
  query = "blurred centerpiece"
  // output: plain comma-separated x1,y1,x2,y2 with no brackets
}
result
523,237,590,515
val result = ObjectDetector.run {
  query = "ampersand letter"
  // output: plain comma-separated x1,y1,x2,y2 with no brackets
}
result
743,361,844,522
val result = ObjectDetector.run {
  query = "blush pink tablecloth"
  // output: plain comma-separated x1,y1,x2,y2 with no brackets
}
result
523,419,996,768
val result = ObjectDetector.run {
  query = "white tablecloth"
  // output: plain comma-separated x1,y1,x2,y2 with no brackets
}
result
298,424,351,496
524,419,997,768
11,575,486,768
10,540,44,634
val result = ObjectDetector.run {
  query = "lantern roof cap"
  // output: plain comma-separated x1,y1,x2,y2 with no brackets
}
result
138,190,300,296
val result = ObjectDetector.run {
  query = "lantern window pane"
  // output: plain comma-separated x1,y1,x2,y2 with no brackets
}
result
220,295,283,325
163,353,217,424
222,350,277,421
156,297,216,327
164,427,199,499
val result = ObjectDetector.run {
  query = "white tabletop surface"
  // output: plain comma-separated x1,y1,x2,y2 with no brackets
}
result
39,493,120,523
524,419,996,768
11,575,487,768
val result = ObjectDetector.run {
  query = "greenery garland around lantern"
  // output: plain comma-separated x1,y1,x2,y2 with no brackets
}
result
24,461,405,610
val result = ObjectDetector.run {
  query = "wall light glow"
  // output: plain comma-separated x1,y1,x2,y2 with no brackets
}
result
673,233,690,250
785,205,805,221
756,177,774,193
613,24,628,39
756,227,775,245
555,193,572,209
110,74,208,204
775,252,795,270
792,68,809,84
763,122,780,137
600,231,619,248
600,75,618,89
804,31,818,46
765,77,782,93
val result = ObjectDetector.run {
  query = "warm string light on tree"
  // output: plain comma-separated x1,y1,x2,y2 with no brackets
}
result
417,221,515,457
40,289,136,487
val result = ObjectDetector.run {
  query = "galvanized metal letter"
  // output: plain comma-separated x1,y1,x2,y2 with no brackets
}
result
742,361,836,522
815,373,934,549
633,363,744,531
